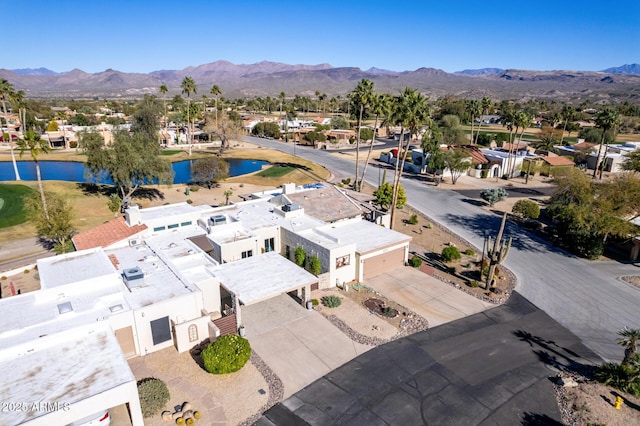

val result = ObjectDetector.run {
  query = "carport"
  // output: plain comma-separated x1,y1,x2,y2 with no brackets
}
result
213,252,318,326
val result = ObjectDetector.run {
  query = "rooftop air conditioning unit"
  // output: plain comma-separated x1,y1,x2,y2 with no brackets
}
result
208,214,227,227
282,203,301,212
129,239,142,247
123,267,145,289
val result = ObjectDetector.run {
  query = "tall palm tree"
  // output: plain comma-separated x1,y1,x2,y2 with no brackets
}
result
278,91,286,122
618,327,640,366
466,99,481,145
559,105,574,145
349,79,374,191
159,84,168,134
358,93,389,190
210,84,222,128
593,107,620,179
0,78,13,114
390,88,429,229
17,129,51,220
181,77,197,155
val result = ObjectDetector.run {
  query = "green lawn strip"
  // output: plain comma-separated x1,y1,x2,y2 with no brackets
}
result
0,184,35,228
256,165,294,178
159,150,183,156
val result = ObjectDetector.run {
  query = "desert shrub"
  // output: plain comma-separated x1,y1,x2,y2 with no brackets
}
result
481,169,489,179
408,256,422,268
189,185,200,192
464,249,475,256
441,246,461,263
512,199,540,220
294,246,306,267
595,360,640,396
470,280,480,288
480,188,508,207
137,377,170,418
311,298,319,306
1,276,6,280
23,269,29,274
425,223,432,229
307,255,321,275
523,219,543,231
202,335,251,374
408,214,419,225
322,295,342,308
341,177,352,185
186,199,193,204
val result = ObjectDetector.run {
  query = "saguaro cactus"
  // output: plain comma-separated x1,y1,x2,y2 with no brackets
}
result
484,212,512,290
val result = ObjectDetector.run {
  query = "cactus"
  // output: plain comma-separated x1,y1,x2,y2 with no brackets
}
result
484,212,511,290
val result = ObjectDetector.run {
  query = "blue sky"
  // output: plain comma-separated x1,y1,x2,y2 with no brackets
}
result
6,0,639,74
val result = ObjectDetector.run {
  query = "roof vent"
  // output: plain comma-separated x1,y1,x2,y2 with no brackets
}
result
123,267,145,289
208,214,227,226
57,302,73,314
109,304,124,313
282,203,301,212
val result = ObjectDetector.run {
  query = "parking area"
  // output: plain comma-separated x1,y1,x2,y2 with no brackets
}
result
365,267,494,327
243,294,371,398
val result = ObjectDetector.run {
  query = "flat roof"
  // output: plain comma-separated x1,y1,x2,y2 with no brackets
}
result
213,252,317,305
313,218,411,254
0,323,134,425
38,248,118,290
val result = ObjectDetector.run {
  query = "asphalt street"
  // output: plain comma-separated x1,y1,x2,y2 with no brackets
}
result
243,135,640,363
257,292,601,425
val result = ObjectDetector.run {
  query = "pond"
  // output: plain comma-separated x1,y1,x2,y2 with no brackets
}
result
0,159,269,184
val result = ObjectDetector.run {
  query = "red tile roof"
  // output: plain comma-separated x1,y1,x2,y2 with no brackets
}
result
72,217,147,250
451,145,489,164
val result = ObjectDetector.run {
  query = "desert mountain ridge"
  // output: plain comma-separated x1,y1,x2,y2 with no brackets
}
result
2,60,639,103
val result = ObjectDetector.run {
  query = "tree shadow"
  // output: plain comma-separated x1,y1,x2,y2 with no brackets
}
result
273,162,311,172
520,412,564,425
514,330,597,378
461,198,486,207
611,390,640,412
76,183,116,197
443,212,573,255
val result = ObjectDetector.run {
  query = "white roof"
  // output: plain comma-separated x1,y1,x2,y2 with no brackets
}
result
38,248,118,290
0,323,134,425
213,252,317,305
310,218,411,254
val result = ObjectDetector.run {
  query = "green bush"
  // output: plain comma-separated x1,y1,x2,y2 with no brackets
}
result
441,246,461,263
311,298,320,306
307,255,321,276
512,199,540,220
137,377,170,418
480,188,508,207
481,169,489,179
595,360,640,396
322,295,342,308
470,280,480,288
408,214,419,225
408,256,422,268
464,249,475,256
294,246,306,267
202,335,251,374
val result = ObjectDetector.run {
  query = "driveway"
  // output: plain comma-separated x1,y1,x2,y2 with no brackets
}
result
242,294,371,398
258,292,603,425
366,267,494,327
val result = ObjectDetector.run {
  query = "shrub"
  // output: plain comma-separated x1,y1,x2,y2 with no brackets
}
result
1,276,6,280
307,255,321,276
408,214,419,225
23,269,29,274
202,335,251,374
448,266,457,274
425,223,432,229
470,280,480,288
311,298,320,306
137,377,170,418
464,249,475,256
408,256,422,268
441,246,461,263
481,169,489,179
480,188,508,207
186,199,193,204
294,246,306,267
595,360,640,396
512,199,540,220
189,185,200,192
322,295,342,308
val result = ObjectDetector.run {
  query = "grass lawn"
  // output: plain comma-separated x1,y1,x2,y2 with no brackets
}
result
256,164,294,178
0,184,35,228
159,150,184,156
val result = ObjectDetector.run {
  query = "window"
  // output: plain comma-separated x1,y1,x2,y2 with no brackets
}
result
181,221,192,226
336,254,350,269
153,226,166,232
241,250,253,259
168,223,179,229
264,238,275,253
150,316,171,345
188,324,198,343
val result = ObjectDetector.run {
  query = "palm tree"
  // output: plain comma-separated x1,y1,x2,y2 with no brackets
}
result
349,79,374,191
510,111,532,176
159,84,168,134
0,78,13,114
618,327,640,366
467,99,482,144
278,91,286,123
210,84,222,128
181,77,197,155
593,107,620,179
17,129,51,220
390,88,429,229
358,93,389,190
559,105,575,145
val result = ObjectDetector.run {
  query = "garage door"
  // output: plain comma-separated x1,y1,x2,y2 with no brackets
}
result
115,327,136,358
362,247,405,280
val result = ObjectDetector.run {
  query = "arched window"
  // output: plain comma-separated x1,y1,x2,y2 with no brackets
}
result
188,324,198,342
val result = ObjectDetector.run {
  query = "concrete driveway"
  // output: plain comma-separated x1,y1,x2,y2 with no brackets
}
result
242,294,371,399
366,267,494,327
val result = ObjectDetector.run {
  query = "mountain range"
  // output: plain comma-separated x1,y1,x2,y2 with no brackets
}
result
2,61,639,103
